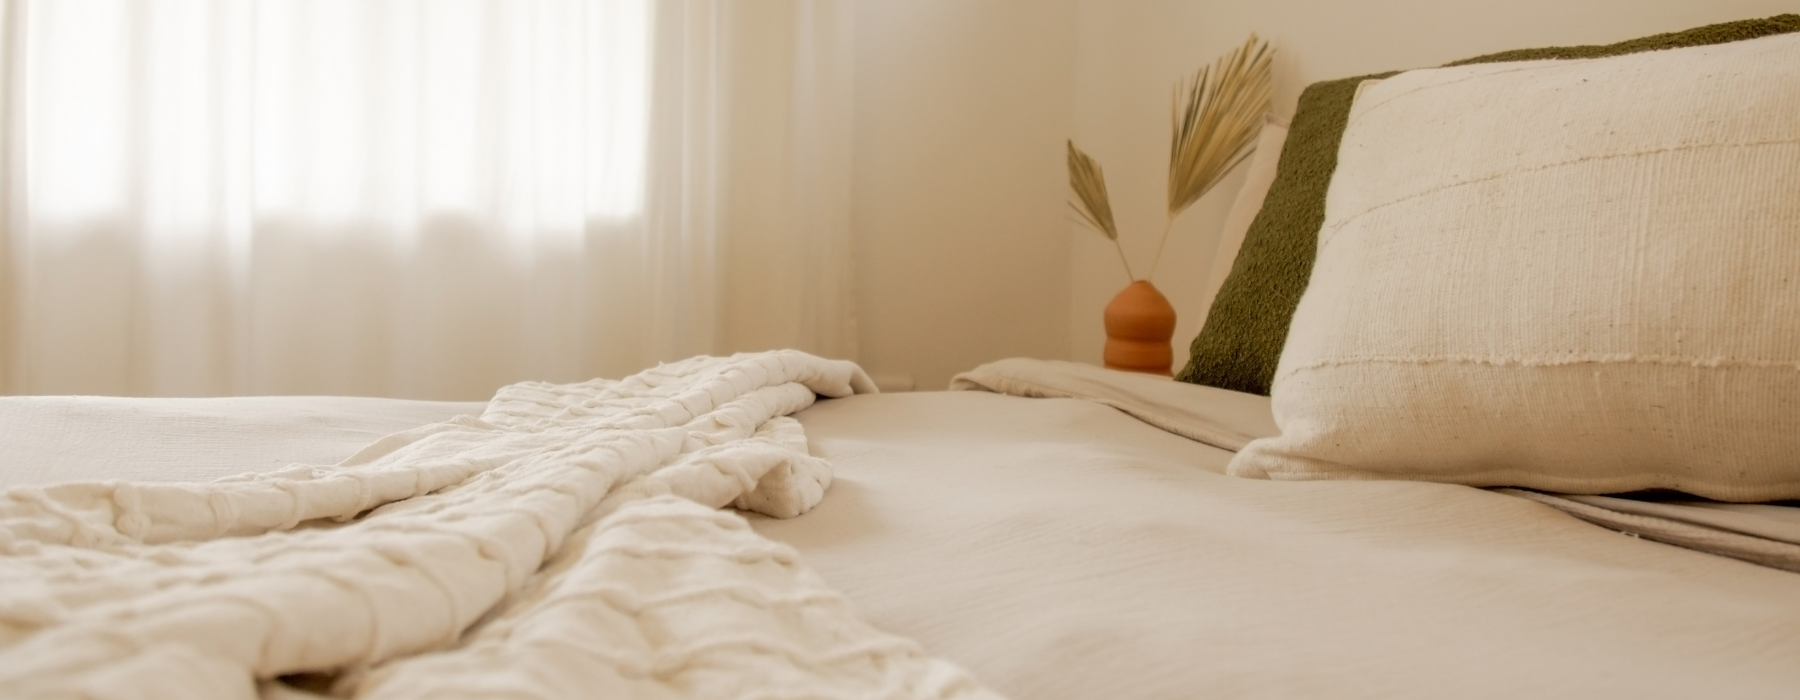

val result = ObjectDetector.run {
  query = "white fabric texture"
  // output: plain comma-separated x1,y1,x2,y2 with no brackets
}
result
0,0,856,399
0,351,1000,699
0,396,485,489
761,389,1800,700
3,361,1800,697
1231,33,1800,501
950,356,1800,572
1192,113,1288,330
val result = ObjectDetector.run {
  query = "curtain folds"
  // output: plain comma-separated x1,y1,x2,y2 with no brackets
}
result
0,0,854,399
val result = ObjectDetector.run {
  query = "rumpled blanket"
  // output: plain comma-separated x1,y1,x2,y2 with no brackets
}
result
0,351,1001,699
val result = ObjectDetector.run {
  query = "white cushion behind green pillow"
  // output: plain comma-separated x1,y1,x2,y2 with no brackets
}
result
1228,33,1800,502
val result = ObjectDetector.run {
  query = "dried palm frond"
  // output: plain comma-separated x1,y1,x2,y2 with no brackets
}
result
1145,34,1273,280
1167,34,1273,219
1067,140,1120,240
1067,35,1273,283
1067,140,1137,280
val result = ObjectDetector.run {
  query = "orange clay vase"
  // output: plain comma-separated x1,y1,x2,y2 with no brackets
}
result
1103,280,1177,376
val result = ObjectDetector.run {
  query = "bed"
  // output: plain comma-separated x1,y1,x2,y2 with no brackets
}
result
6,16,1800,700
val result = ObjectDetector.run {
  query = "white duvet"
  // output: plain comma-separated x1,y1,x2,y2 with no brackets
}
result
0,352,999,699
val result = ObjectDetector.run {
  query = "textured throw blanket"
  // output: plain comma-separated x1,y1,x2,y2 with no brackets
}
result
0,351,1000,699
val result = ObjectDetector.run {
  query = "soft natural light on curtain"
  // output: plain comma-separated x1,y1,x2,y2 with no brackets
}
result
31,0,646,231
0,0,856,399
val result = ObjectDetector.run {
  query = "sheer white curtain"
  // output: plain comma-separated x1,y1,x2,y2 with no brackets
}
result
0,0,854,399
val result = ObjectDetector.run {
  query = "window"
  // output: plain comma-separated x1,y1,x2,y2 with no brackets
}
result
20,0,650,235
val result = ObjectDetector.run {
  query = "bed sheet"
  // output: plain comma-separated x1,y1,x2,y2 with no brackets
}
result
0,396,486,489
950,358,1800,574
4,378,1799,699
756,388,1800,700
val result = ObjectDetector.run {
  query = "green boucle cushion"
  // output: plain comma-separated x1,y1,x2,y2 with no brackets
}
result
1175,14,1800,396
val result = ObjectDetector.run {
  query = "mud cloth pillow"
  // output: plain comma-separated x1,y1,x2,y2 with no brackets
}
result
1227,32,1800,502
1177,14,1800,396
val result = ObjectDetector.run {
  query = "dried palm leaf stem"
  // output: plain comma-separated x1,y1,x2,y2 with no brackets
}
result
1147,34,1273,281
1067,139,1135,281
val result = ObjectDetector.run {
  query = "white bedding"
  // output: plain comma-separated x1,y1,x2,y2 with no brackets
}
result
0,396,487,489
951,359,1800,574
0,352,998,699
4,355,1799,699
761,360,1800,699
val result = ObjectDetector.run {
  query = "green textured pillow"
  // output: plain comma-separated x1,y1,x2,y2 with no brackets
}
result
1175,14,1800,396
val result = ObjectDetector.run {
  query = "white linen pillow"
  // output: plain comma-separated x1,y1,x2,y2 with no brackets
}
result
1193,114,1290,330
1228,32,1800,502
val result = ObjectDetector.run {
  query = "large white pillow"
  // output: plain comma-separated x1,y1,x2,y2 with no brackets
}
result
1228,32,1800,502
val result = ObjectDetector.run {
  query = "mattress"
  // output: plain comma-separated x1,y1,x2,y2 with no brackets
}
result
4,366,1799,699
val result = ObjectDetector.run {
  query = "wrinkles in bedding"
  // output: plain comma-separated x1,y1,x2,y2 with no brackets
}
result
0,352,1000,700
758,389,1800,700
6,355,1799,699
956,358,1800,572
1500,490,1800,574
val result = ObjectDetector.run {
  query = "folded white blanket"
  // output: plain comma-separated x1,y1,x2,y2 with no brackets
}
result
0,351,999,699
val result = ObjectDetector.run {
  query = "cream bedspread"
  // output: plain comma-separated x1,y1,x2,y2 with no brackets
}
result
5,355,1799,699
745,358,1800,699
954,358,1800,573
0,352,998,699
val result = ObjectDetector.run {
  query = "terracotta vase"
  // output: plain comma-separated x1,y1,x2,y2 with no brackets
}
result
1103,280,1177,376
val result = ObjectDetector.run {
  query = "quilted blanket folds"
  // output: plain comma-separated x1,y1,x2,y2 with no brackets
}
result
0,351,1000,699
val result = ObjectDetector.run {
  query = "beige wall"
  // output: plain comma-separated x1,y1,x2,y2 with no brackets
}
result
852,0,1798,387
850,0,1077,391
1066,0,1800,368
